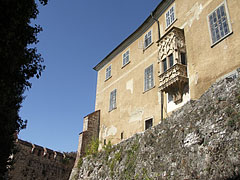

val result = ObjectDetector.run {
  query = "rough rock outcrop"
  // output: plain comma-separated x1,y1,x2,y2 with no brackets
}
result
72,69,240,180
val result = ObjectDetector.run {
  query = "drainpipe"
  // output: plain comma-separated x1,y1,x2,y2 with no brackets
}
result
161,92,164,121
151,12,163,120
151,12,161,41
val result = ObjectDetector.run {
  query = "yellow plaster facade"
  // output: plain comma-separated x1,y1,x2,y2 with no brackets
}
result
93,0,240,148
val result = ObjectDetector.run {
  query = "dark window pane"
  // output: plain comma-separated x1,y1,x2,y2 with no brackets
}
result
213,12,217,23
163,59,167,72
223,21,229,34
168,94,173,103
209,15,213,25
145,119,153,130
169,54,174,67
217,8,221,19
181,53,187,65
220,5,225,16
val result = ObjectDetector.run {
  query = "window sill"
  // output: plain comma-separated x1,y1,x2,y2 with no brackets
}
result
121,61,130,69
143,42,154,51
165,18,177,31
210,31,233,48
105,76,112,82
143,85,155,94
109,107,117,112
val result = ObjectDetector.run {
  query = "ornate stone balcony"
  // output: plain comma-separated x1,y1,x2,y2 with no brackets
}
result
159,63,188,104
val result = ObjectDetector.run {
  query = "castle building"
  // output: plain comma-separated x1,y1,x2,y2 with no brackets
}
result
76,0,240,158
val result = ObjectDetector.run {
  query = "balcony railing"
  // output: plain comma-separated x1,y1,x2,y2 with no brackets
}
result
159,63,188,103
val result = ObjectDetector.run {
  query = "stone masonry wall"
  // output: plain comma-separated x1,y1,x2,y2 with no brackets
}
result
8,139,75,180
72,68,240,180
79,110,100,158
69,110,100,180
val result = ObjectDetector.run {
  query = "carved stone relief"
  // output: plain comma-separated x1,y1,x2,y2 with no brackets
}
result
158,27,188,104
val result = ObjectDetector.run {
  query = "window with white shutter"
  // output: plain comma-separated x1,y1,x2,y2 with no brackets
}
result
144,30,152,49
105,65,112,80
122,50,130,67
109,89,117,111
208,1,232,46
166,4,176,29
144,64,154,91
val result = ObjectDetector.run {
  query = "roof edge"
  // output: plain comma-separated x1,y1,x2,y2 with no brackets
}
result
93,0,174,71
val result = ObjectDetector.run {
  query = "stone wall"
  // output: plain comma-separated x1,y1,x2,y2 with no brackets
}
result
72,68,240,180
7,139,75,180
69,110,100,180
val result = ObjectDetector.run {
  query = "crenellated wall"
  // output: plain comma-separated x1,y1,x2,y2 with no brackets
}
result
7,139,75,180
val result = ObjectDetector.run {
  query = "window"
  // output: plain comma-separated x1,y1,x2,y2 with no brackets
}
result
122,50,130,67
169,53,174,67
109,89,117,111
37,150,41,156
144,30,152,48
208,2,232,45
168,93,173,103
181,53,187,65
104,139,106,145
121,132,124,140
105,65,111,80
162,54,174,74
163,59,167,72
83,117,88,131
166,5,175,28
145,119,153,130
144,64,154,91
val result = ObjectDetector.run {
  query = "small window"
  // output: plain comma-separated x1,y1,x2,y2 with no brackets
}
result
145,119,153,130
109,89,117,111
168,93,173,103
105,65,111,80
169,53,174,67
163,59,167,72
122,50,130,67
37,150,41,156
144,30,152,49
121,132,124,140
83,117,88,131
104,139,106,145
166,5,176,28
181,53,187,65
144,64,154,91
208,2,232,45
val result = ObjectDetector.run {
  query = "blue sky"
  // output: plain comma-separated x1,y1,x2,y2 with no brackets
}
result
19,0,161,152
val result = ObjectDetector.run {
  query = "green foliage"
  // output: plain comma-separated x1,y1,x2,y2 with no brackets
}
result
114,151,122,162
235,90,240,103
85,137,99,157
225,107,234,117
103,140,113,161
0,0,48,177
142,168,153,180
237,96,240,103
109,149,123,178
123,138,140,179
227,112,240,129
77,157,83,169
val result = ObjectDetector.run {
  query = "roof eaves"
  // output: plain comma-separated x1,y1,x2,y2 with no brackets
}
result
93,0,174,71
